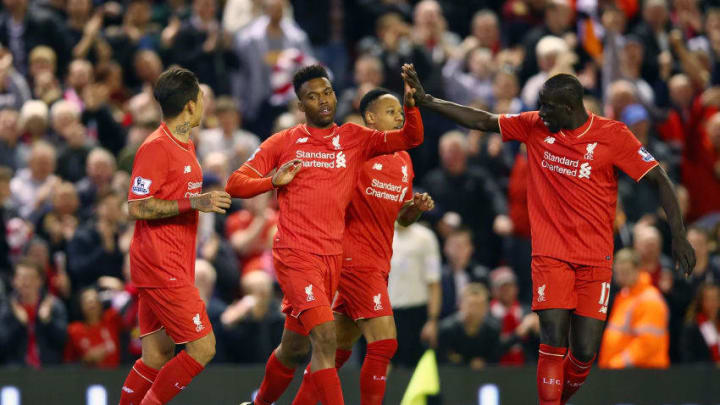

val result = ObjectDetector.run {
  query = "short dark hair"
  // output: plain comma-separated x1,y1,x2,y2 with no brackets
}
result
359,88,397,119
15,257,45,281
543,73,584,108
293,65,330,97
153,66,200,119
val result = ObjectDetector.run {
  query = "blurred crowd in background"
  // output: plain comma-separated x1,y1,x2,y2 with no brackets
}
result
0,0,719,372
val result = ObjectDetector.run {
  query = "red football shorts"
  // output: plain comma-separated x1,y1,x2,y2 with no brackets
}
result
333,267,393,320
138,285,212,344
531,256,613,321
273,248,341,335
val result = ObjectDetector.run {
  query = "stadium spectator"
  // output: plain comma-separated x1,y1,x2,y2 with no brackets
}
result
67,191,125,291
197,96,260,170
75,147,116,220
437,283,501,369
519,0,575,83
422,130,508,267
336,55,384,121
469,10,502,54
681,284,720,365
442,43,495,106
232,0,313,135
80,81,128,156
63,59,93,112
219,269,284,363
194,259,230,361
411,0,460,66
488,266,540,365
682,109,720,222
0,258,68,367
633,224,672,290
0,0,71,77
631,0,672,85
440,227,489,318
18,99,49,140
225,191,277,277
599,248,670,369
388,222,442,367
63,287,123,368
0,47,30,110
521,35,569,109
36,181,79,266
0,107,25,170
10,140,58,220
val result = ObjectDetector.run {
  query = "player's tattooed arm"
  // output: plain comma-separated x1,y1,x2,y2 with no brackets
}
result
643,165,697,275
397,192,435,226
128,198,181,220
401,64,500,132
128,191,232,220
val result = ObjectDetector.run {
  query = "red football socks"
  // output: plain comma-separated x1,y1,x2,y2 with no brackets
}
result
360,339,397,405
310,368,344,405
255,351,296,405
119,359,159,405
560,352,595,405
292,349,352,405
140,350,204,405
537,344,567,405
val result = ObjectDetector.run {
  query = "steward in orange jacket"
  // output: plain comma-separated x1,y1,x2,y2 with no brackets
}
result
599,249,670,369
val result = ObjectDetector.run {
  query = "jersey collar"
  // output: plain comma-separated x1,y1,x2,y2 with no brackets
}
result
558,113,594,141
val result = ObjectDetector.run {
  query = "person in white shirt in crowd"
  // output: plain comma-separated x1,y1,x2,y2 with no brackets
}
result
10,140,58,219
198,97,260,170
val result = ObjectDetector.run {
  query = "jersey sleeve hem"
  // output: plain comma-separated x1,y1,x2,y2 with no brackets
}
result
244,162,263,177
634,162,659,183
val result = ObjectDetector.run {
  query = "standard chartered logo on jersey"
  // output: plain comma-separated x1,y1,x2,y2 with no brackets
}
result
295,150,346,168
541,151,592,179
366,178,408,202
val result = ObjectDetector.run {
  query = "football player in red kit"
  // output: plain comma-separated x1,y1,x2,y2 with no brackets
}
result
118,67,232,405
292,88,434,405
402,66,695,405
226,65,424,405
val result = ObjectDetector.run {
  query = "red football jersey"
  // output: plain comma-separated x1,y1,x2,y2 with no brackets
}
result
64,309,123,368
343,151,414,273
128,123,203,287
499,112,658,267
242,106,423,255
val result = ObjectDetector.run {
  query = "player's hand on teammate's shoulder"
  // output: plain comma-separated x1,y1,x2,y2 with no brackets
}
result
401,63,426,106
272,159,303,187
672,234,697,277
190,190,232,214
412,192,434,212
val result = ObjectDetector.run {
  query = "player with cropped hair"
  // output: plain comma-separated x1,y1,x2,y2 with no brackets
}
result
226,65,424,405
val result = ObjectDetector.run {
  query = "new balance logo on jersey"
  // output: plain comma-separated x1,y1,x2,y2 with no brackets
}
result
305,284,315,302
373,163,383,171
296,137,308,144
638,146,656,162
248,147,260,161
373,293,383,311
584,142,597,160
131,176,152,196
401,165,408,182
578,162,592,179
193,313,204,332
332,134,341,150
336,151,346,168
544,136,556,144
122,386,134,393
537,284,547,302
184,165,191,173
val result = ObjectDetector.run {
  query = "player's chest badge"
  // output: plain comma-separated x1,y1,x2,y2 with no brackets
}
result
584,142,598,160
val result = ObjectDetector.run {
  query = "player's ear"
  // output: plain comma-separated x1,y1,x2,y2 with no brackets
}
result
365,111,375,125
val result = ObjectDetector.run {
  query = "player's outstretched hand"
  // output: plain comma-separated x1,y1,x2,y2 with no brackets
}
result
272,159,303,187
191,190,232,214
412,192,434,212
401,63,426,106
672,235,697,276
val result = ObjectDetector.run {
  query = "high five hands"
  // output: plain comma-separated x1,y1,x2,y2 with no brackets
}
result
401,64,426,106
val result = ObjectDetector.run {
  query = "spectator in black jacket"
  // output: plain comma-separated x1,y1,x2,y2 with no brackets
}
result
437,282,501,369
75,147,115,220
67,191,124,291
0,258,67,366
681,284,720,365
440,227,489,318
422,130,508,266
0,0,71,77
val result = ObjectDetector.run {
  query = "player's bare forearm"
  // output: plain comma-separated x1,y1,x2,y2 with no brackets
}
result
643,165,697,273
418,94,500,132
643,166,685,237
128,198,180,220
397,203,423,227
427,281,442,321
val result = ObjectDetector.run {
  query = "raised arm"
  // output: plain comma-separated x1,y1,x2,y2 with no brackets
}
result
402,64,500,132
642,166,696,275
365,79,425,157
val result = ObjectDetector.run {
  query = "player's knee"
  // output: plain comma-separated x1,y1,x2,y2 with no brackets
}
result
367,338,398,361
310,323,337,354
186,335,216,366
143,347,173,369
277,340,311,367
571,345,597,363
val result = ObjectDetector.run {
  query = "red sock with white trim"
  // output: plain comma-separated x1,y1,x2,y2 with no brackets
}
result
140,351,204,405
292,349,352,405
536,344,567,405
359,339,397,405
254,351,296,405
119,359,159,405
560,352,595,405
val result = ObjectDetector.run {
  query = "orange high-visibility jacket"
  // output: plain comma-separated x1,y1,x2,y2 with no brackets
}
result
598,272,670,369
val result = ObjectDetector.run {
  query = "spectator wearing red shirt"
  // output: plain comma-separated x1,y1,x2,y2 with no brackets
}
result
225,191,277,277
64,287,123,368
